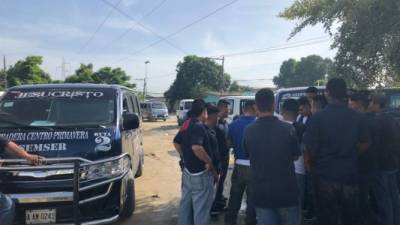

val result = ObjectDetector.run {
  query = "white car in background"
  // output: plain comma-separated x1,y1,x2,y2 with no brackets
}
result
220,96,255,123
176,99,194,126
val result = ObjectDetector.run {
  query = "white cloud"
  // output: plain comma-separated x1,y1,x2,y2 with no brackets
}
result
0,37,40,53
121,0,139,7
104,18,151,35
25,22,89,39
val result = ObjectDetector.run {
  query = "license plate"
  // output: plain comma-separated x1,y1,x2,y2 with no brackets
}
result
26,209,56,224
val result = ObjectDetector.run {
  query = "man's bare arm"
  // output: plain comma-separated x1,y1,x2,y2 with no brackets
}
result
5,142,42,164
192,145,218,181
173,142,183,157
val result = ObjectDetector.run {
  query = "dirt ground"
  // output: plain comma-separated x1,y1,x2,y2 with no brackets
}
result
116,117,243,225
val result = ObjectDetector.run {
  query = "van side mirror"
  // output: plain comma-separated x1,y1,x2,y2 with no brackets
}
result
180,106,184,110
122,112,140,130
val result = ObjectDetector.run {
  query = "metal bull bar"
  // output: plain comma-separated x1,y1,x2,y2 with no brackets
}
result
0,153,130,225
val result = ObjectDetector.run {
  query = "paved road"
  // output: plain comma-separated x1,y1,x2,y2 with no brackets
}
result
115,118,243,225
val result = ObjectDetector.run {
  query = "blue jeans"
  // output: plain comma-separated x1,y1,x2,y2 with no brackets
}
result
0,193,15,225
256,207,300,225
178,169,215,225
376,170,400,225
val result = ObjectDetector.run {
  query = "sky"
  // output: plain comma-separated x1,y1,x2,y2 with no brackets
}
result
0,0,335,96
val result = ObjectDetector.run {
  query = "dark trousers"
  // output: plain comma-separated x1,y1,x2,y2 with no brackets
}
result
225,164,256,225
215,155,229,202
314,177,360,225
359,173,380,225
375,170,400,225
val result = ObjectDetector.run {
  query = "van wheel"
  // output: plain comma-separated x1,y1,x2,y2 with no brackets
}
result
120,178,135,218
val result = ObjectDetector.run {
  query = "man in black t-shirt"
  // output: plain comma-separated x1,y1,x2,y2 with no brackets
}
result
0,137,42,225
212,99,230,213
243,89,301,225
369,93,400,225
205,104,221,175
173,99,219,225
349,91,380,225
304,78,370,225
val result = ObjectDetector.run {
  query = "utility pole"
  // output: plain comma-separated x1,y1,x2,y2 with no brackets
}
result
3,55,7,89
144,60,150,101
57,57,70,80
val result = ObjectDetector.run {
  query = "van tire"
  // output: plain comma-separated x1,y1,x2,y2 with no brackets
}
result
120,178,135,219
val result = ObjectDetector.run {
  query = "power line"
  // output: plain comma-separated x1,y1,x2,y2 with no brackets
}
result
101,0,188,55
101,0,169,51
116,0,239,63
216,37,331,58
77,0,123,54
234,78,273,82
147,73,175,79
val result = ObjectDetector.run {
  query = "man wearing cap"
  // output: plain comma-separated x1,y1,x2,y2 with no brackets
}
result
212,99,230,213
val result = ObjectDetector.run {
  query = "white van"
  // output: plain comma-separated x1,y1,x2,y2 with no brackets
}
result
220,96,255,123
176,99,194,125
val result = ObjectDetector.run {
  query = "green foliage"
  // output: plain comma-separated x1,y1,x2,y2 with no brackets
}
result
273,55,333,88
229,81,253,92
280,0,400,88
6,56,51,87
164,55,231,106
65,64,135,88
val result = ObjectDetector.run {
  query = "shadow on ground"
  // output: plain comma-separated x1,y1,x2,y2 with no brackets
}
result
118,196,180,225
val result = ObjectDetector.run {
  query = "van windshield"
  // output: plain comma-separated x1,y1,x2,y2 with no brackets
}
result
184,101,192,110
152,102,167,109
0,89,116,128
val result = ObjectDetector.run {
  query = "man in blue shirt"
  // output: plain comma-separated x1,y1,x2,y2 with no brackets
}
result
225,100,257,225
244,89,301,225
303,78,370,225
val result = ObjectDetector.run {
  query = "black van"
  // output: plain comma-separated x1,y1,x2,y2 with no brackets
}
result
0,84,144,225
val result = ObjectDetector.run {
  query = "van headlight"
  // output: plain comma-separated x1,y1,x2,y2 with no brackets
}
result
81,156,130,180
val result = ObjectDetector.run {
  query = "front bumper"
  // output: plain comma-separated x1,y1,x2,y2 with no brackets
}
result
0,154,131,225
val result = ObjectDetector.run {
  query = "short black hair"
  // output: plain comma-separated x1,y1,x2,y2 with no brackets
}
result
191,99,207,117
282,99,299,115
255,88,275,112
313,95,327,109
350,92,370,109
326,78,347,100
243,100,256,113
306,86,318,94
217,99,230,107
370,93,388,109
298,96,311,107
206,103,219,116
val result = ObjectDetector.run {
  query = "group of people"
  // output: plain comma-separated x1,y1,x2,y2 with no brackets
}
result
173,78,400,225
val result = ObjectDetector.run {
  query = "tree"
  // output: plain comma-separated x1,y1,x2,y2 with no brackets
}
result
65,64,135,88
229,81,253,92
280,0,400,88
273,55,333,88
164,55,231,107
6,56,51,87
93,67,135,88
65,64,95,83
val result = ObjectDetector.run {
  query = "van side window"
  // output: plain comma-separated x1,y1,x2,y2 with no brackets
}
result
123,93,134,113
128,93,139,114
134,96,141,115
